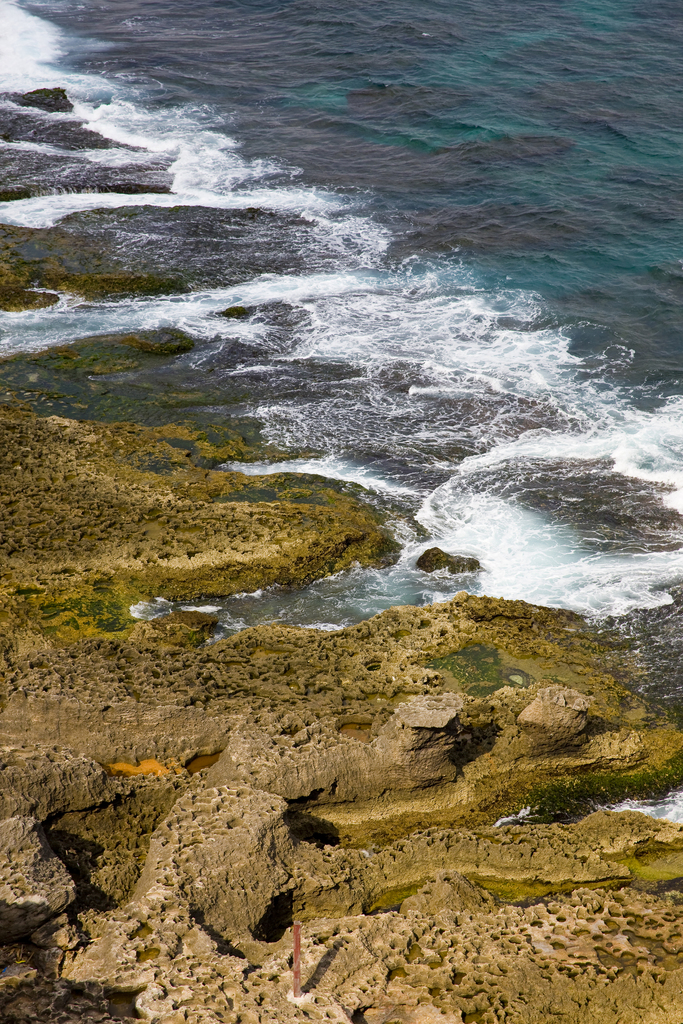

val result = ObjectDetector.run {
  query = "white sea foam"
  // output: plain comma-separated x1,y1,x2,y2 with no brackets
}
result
129,597,173,620
0,270,387,355
0,187,345,229
0,0,65,91
613,790,683,824
221,455,421,496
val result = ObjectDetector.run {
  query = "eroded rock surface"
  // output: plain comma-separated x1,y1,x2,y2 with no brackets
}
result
517,684,591,752
0,817,75,942
0,407,394,644
2,536,683,1021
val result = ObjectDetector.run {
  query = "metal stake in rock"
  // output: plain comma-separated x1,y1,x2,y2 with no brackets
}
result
293,920,302,998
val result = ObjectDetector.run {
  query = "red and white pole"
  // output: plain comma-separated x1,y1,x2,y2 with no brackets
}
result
292,920,302,998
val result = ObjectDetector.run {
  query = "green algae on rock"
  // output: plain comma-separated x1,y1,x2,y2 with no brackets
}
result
0,332,290,461
15,88,74,114
0,203,332,306
0,285,59,312
416,546,481,574
0,407,397,644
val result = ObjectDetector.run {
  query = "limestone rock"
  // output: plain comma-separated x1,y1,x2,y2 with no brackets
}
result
0,745,122,821
400,871,494,916
0,693,230,765
416,547,481,574
211,695,466,804
0,817,75,941
517,684,591,752
30,912,79,949
133,784,293,944
0,408,394,646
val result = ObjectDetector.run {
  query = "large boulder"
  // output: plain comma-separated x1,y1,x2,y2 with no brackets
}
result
0,817,75,941
517,685,591,753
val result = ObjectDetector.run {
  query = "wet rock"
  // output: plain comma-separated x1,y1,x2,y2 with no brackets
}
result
16,87,73,113
0,285,58,312
0,205,340,303
218,304,250,318
416,547,481,573
128,610,218,649
0,817,75,942
120,328,194,355
0,104,114,150
517,684,591,752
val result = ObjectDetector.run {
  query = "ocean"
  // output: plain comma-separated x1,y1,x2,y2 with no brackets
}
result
2,0,683,723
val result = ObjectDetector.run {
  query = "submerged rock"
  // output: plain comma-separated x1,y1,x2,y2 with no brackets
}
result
416,546,481,573
0,817,75,942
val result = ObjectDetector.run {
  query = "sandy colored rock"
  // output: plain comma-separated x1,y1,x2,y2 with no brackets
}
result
0,817,75,941
399,870,494,915
128,609,218,648
30,913,79,950
517,684,591,752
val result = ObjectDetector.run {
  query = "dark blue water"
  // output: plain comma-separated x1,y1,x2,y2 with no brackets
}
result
25,0,683,372
2,0,683,688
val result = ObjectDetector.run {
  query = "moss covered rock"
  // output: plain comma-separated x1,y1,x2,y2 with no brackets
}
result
17,88,73,114
0,407,396,644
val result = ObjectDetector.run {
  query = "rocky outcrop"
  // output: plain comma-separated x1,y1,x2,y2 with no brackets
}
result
0,817,75,941
55,807,683,1024
15,88,74,113
517,684,591,752
211,694,467,804
0,746,122,821
416,547,481,573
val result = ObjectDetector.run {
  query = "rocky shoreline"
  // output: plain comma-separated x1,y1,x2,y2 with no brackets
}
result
3,400,683,1022
3,87,683,1024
